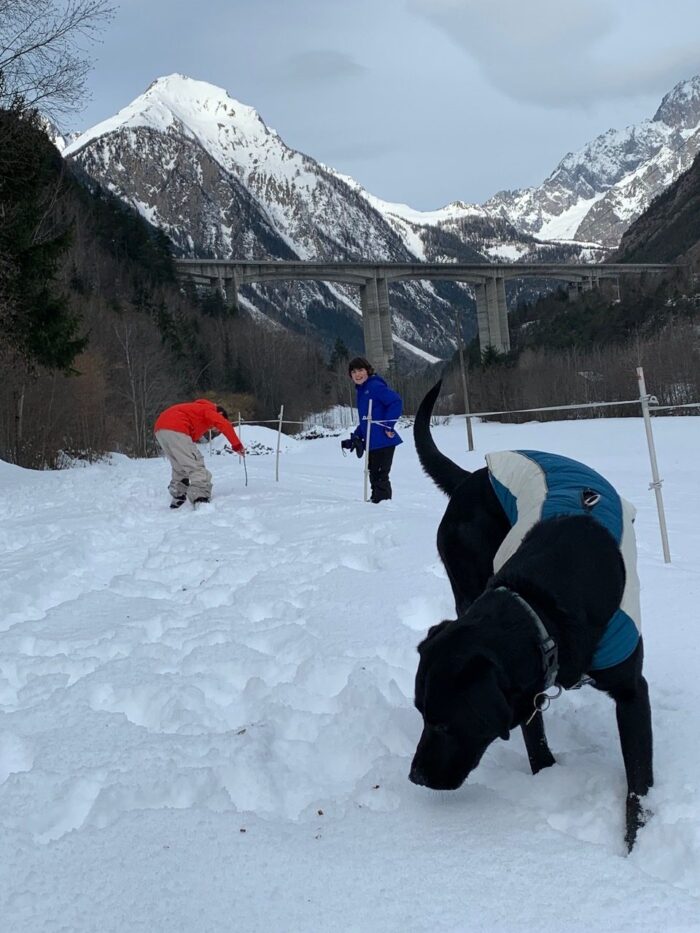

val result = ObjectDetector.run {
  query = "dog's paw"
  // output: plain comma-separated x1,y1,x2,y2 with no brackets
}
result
530,747,556,774
625,792,652,852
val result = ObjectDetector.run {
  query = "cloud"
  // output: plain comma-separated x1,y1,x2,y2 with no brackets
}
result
280,50,367,84
408,0,700,108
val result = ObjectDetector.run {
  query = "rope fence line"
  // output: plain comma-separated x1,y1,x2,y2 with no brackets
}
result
208,368,699,563
215,416,401,428
442,398,642,421
650,401,700,412
220,400,700,430
438,397,700,421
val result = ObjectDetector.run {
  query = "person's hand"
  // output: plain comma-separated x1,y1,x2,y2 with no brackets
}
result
351,435,364,458
341,435,364,457
385,430,395,439
236,446,246,456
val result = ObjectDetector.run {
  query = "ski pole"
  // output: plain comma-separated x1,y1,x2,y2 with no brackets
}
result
363,399,372,502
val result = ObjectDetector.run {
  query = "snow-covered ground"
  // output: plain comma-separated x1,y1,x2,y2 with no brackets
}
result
1,415,700,932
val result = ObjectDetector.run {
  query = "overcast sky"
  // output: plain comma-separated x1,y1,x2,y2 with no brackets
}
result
76,0,700,210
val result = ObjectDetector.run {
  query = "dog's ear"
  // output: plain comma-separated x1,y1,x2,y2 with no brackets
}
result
417,619,453,651
460,654,512,742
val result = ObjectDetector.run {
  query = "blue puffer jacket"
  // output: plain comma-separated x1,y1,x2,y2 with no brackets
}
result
352,375,403,451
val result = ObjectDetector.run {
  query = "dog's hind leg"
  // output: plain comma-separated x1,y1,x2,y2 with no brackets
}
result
521,712,556,774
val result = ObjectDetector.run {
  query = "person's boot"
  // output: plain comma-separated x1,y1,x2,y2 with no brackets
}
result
169,496,186,509
193,496,211,506
370,485,392,503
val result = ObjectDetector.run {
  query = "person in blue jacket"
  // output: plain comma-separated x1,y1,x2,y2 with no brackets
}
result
342,356,403,503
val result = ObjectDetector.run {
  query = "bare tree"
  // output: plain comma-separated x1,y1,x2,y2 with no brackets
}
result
0,0,113,115
111,315,182,457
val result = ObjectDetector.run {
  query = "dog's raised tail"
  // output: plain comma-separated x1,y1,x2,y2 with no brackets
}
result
413,380,470,496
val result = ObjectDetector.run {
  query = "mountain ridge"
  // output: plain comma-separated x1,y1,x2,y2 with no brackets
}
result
484,75,700,246
62,73,700,358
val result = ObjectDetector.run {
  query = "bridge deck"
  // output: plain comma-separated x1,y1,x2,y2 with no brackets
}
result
174,259,677,284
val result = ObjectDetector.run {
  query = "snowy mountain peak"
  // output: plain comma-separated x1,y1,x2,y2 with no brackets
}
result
65,73,275,159
143,73,272,135
653,75,700,129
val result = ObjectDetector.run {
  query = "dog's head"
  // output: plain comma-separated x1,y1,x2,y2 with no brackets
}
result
409,616,512,790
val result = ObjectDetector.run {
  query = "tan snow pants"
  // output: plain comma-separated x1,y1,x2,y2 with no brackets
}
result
155,429,212,502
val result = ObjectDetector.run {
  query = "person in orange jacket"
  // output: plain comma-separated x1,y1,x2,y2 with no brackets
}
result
154,399,245,508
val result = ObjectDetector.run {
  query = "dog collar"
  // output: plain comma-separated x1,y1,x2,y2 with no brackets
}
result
493,586,559,691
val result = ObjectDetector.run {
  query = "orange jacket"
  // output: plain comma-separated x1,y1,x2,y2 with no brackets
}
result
155,399,244,453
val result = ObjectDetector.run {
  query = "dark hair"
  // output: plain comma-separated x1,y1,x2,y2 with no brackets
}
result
348,356,374,376
216,405,229,419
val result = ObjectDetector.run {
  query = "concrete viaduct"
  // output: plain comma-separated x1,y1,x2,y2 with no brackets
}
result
174,259,677,369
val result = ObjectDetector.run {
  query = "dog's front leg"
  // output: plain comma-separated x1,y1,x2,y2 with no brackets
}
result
612,674,654,852
594,641,654,852
521,712,555,774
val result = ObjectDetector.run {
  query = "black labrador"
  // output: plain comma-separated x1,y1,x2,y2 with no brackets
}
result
410,381,653,851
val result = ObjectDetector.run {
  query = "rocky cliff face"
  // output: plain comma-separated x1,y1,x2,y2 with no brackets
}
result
613,150,700,264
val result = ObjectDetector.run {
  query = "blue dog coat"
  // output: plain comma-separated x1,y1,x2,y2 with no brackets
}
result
486,450,641,671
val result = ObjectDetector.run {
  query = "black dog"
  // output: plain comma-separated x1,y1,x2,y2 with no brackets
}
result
410,381,653,851
413,381,554,775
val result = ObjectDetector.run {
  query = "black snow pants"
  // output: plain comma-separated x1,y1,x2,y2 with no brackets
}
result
368,446,395,502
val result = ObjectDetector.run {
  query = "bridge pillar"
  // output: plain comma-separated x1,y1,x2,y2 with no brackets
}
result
495,276,510,351
567,281,582,301
376,277,394,368
360,278,387,370
475,282,494,350
229,268,240,312
475,277,509,353
211,272,240,310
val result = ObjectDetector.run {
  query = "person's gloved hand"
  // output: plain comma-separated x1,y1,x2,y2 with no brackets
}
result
351,435,364,458
340,435,364,458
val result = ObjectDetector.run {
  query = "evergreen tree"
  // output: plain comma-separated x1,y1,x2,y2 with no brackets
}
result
480,345,507,368
0,105,86,372
328,337,349,369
